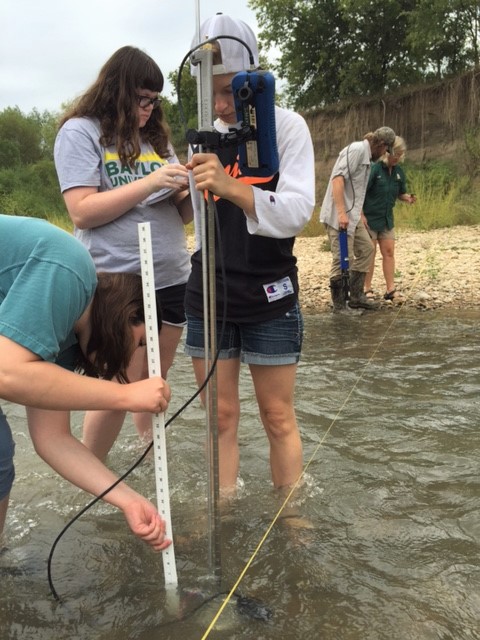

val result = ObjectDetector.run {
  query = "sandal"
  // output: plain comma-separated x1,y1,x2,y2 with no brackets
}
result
384,290,396,300
365,289,375,300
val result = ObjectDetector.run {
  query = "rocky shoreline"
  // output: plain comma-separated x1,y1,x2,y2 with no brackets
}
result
295,225,479,314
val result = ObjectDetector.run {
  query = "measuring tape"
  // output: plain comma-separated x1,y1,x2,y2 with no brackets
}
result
138,222,178,586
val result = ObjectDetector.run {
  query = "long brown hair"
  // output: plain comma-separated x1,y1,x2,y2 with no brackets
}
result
80,272,161,382
59,46,171,167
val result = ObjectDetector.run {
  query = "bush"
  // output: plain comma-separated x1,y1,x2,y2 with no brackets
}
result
0,159,67,221
301,159,480,237
398,161,480,230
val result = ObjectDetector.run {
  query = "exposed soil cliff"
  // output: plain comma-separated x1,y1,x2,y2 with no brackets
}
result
303,68,480,202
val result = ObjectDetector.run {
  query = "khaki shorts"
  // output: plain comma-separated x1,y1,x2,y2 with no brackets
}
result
368,227,395,241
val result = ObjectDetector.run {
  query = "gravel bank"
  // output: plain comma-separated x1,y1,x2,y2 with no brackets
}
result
296,225,480,313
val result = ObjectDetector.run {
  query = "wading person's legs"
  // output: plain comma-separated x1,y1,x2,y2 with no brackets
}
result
378,236,396,295
250,362,303,488
190,356,241,494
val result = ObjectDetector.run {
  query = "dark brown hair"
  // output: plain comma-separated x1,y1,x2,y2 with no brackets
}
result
80,272,161,382
59,46,171,167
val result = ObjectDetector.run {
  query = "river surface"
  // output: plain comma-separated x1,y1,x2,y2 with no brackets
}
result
0,310,479,640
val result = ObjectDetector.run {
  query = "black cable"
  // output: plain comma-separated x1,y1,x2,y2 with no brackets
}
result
48,191,229,603
48,34,245,604
345,143,355,215
147,590,272,628
48,221,229,601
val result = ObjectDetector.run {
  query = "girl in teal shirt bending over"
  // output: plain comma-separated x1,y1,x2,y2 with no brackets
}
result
0,215,171,550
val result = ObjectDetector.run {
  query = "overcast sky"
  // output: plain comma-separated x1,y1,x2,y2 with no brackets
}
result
0,0,259,113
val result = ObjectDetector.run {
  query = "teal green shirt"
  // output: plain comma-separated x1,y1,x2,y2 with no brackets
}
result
0,214,97,370
363,161,407,231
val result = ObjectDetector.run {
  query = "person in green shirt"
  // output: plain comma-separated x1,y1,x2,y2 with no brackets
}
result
362,136,416,300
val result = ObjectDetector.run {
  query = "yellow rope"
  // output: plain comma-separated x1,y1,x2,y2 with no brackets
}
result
200,233,442,639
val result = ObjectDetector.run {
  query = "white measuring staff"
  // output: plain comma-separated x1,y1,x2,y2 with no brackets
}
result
138,222,178,585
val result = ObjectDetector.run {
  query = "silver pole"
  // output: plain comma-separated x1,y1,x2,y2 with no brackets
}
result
191,39,222,579
195,0,201,46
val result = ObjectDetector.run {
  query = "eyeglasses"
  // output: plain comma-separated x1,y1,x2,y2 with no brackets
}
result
135,94,162,109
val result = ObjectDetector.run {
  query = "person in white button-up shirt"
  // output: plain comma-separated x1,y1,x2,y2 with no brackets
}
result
320,126,396,313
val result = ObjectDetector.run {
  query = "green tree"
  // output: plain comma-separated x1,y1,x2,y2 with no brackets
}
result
0,107,66,219
0,107,59,168
29,108,60,160
0,159,66,219
249,0,422,107
162,66,198,159
464,0,480,67
407,0,480,77
340,0,419,95
248,0,480,108
0,107,43,168
249,0,347,107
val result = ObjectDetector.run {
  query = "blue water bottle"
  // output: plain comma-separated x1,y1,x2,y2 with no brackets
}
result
339,228,349,272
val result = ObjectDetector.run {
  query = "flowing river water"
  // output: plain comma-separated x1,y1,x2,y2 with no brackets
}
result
0,310,479,639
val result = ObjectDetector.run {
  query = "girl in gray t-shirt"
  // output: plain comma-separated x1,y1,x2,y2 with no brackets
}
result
54,46,192,460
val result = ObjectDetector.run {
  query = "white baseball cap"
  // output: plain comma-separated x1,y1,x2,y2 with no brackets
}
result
190,13,259,76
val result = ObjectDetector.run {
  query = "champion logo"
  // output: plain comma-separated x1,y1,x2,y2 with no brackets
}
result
266,284,278,294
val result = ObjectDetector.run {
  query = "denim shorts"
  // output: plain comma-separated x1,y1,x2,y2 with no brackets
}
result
185,302,304,365
155,283,187,327
0,408,15,500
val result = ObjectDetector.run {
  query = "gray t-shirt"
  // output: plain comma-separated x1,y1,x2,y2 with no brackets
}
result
54,117,191,289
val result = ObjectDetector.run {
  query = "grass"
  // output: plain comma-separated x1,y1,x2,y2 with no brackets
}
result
9,159,479,238
397,162,479,230
47,213,73,232
300,159,480,238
